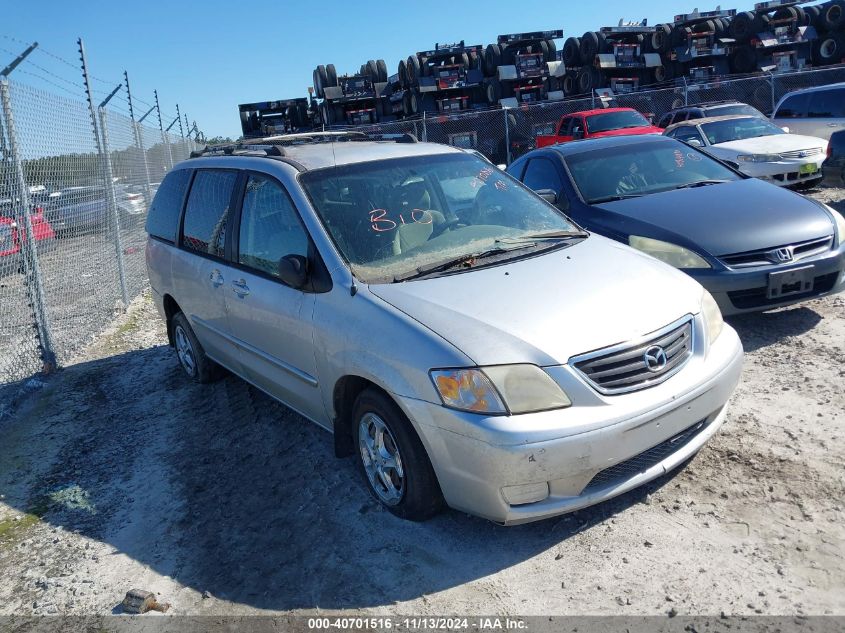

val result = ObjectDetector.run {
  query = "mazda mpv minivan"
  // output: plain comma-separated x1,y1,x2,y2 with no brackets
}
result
145,133,744,525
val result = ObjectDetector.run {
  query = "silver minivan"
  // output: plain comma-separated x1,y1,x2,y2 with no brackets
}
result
145,135,744,525
771,82,845,141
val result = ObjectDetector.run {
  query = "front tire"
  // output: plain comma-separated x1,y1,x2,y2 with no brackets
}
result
353,389,443,521
171,312,224,384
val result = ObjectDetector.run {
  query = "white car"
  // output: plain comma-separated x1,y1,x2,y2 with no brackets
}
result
664,115,826,189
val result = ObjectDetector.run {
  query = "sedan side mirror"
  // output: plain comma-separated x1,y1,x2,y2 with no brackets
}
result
686,138,703,147
278,254,308,289
781,126,790,133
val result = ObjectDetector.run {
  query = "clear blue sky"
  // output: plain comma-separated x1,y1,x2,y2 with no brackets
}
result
5,1,719,139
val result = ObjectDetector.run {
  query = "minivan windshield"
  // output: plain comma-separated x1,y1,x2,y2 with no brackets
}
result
565,140,742,204
300,153,581,283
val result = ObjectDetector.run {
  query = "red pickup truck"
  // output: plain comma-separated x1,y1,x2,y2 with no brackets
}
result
536,107,663,147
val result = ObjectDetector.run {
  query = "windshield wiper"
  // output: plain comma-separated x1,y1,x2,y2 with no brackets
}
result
672,179,730,190
497,229,589,243
393,243,536,282
588,193,645,203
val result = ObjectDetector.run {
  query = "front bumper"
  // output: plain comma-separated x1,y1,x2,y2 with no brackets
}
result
398,322,744,525
687,245,845,315
738,156,824,187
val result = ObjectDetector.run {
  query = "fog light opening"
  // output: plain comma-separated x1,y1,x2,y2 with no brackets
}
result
502,482,550,506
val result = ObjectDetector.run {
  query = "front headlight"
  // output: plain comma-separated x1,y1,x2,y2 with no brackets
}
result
701,289,724,350
825,204,845,247
431,365,571,415
737,154,781,163
629,236,711,269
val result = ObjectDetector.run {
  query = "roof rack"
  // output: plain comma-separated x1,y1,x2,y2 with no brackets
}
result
189,131,418,159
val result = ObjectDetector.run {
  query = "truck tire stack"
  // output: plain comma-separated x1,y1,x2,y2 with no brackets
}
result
812,0,845,66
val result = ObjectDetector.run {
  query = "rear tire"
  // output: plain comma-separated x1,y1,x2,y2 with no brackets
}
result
730,11,756,41
326,64,338,88
353,388,444,521
813,32,845,65
651,24,672,53
484,43,502,76
376,59,388,83
731,45,758,74
822,0,845,30
171,312,224,384
562,37,582,66
486,77,502,104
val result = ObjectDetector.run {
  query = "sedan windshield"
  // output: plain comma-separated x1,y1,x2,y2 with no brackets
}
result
299,153,580,283
565,140,742,204
701,117,785,144
586,111,650,133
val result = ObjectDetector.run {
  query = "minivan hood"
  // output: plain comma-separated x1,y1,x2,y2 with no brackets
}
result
595,178,835,256
368,236,703,367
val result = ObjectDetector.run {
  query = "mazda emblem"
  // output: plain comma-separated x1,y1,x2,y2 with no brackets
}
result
643,345,668,372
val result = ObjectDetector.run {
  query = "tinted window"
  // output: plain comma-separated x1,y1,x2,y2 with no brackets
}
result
564,140,740,204
669,127,706,145
182,170,237,257
685,111,703,120
146,170,191,242
522,158,563,193
776,92,810,118
238,175,309,279
807,88,845,118
657,113,672,128
585,110,649,133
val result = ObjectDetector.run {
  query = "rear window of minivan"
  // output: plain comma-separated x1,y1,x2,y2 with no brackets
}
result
145,170,192,243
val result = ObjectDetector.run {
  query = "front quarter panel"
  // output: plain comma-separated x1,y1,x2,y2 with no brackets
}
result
313,281,474,421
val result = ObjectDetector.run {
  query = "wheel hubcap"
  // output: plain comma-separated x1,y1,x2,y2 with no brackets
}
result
174,325,196,376
358,413,405,506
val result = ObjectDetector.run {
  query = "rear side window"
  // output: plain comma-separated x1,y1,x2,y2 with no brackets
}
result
522,158,563,193
807,88,845,118
181,170,237,257
146,170,191,242
685,111,703,120
775,93,809,118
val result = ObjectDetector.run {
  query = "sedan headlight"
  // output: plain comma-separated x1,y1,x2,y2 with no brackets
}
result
629,236,711,269
431,365,571,415
825,204,845,247
701,289,724,350
737,153,782,163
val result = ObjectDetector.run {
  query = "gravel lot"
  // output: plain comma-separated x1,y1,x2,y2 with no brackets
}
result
0,187,843,618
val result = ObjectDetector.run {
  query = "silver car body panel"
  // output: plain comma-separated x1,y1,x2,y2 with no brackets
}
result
147,143,745,524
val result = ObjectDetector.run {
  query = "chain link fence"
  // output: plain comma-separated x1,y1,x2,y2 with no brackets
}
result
0,77,198,384
344,64,845,165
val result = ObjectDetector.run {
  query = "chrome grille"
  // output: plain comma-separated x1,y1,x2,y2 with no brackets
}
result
571,318,693,395
719,236,833,269
779,147,823,159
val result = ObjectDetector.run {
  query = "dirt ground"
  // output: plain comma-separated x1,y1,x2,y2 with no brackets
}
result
0,188,843,618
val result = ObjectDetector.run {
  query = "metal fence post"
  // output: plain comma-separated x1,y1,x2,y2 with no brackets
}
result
125,71,153,207
683,76,689,106
0,78,56,370
155,90,173,170
98,106,130,308
421,111,428,142
768,71,776,114
503,107,512,166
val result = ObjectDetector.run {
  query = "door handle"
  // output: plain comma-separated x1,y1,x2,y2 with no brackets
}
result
828,123,841,127
231,279,250,297
210,269,224,288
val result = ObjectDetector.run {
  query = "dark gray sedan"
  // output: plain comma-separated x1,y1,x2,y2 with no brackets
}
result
507,135,845,315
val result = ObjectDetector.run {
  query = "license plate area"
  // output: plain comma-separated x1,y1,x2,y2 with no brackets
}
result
799,163,818,175
767,265,814,299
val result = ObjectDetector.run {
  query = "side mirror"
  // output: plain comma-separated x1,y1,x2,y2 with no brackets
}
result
686,138,703,147
278,254,308,289
781,126,790,133
535,189,558,204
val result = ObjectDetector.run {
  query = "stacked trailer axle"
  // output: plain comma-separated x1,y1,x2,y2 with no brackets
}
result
482,30,566,106
313,60,394,125
728,0,818,73
576,20,666,96
238,98,316,138
653,7,737,83
401,41,485,115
